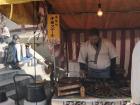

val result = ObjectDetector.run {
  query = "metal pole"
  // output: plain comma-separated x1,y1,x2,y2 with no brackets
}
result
52,42,56,82
65,32,69,76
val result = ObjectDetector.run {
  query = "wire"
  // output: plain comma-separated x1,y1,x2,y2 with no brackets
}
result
51,10,140,15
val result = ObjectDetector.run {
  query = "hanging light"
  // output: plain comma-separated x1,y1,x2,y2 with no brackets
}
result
97,0,103,17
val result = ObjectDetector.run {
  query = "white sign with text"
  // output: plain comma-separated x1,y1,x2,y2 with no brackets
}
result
52,98,130,105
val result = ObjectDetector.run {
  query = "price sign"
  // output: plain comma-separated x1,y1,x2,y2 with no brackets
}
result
47,14,60,43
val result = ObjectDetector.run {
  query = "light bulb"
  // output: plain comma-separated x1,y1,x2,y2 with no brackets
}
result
97,9,103,17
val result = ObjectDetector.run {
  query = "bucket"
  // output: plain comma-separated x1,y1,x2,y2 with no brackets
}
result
26,83,46,102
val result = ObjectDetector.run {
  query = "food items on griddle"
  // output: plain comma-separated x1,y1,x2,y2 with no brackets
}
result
119,87,131,97
56,77,130,98
85,79,131,98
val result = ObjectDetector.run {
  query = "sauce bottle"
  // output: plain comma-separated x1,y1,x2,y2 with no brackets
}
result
80,85,85,98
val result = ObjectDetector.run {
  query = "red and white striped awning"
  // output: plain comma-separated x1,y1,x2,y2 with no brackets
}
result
66,29,140,77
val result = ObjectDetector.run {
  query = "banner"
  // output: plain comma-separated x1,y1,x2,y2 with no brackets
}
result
47,14,60,43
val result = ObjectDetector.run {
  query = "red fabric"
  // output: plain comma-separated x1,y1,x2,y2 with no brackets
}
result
120,31,126,69
84,32,88,42
39,1,45,8
111,31,116,47
67,33,73,60
39,1,46,16
103,31,107,38
76,33,80,60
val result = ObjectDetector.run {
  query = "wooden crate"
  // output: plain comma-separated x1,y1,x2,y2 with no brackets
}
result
57,83,80,96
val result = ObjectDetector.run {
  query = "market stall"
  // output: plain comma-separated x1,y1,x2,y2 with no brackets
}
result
44,0,140,105
1,0,140,105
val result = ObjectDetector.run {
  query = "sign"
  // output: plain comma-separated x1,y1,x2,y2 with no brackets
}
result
52,98,130,105
47,14,60,43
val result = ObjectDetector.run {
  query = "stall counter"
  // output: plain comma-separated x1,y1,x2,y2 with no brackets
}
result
52,96,130,105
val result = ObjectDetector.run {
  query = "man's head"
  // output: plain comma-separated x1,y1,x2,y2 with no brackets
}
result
12,34,20,43
88,28,100,45
25,43,30,48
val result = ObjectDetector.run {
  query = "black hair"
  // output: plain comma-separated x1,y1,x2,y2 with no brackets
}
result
25,43,30,47
88,28,99,37
12,34,19,40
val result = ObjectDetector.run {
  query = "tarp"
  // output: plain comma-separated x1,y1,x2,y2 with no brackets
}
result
0,0,40,5
0,0,43,24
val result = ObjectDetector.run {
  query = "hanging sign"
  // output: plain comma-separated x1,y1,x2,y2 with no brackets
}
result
47,14,60,43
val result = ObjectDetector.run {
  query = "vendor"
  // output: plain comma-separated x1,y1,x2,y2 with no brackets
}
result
78,28,117,79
